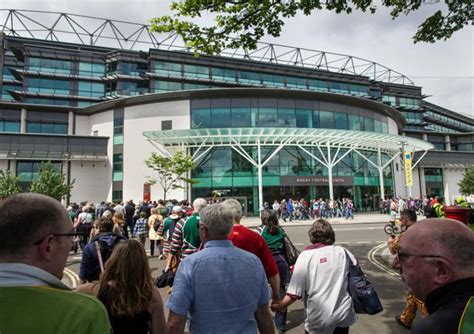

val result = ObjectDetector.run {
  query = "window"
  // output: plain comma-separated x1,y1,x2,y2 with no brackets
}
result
261,74,285,87
231,108,252,127
320,111,334,128
1,83,20,101
277,109,296,127
78,81,105,97
183,83,210,90
29,57,71,74
0,121,20,133
334,113,348,130
192,109,211,129
382,95,396,106
330,82,349,94
122,62,147,76
162,120,172,130
257,108,277,127
286,77,306,89
155,61,182,77
17,161,61,182
78,62,105,77
121,81,148,96
211,108,231,127
295,109,312,128
154,81,181,93
113,153,123,172
27,78,71,95
239,71,261,85
112,190,123,201
183,64,209,79
211,68,236,82
308,79,329,92
27,122,67,134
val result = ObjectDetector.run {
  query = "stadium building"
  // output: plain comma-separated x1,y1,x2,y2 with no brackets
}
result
0,10,472,215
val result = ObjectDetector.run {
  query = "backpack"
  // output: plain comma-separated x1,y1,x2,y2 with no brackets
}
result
153,217,161,232
425,204,436,218
93,234,127,277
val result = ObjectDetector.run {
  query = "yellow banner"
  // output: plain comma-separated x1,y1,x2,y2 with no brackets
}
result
404,151,413,187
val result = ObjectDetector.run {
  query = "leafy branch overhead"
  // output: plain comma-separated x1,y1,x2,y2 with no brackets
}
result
150,0,473,55
145,151,198,200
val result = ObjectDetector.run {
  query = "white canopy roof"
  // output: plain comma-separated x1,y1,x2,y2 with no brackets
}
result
143,127,433,154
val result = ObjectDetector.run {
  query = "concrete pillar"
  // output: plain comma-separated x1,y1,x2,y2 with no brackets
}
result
419,167,427,198
443,168,451,205
327,143,334,200
377,147,385,201
444,135,451,151
257,140,263,211
20,108,27,133
68,111,74,135
422,133,428,141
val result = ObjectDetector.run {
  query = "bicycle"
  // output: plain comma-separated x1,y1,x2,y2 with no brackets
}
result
384,219,406,236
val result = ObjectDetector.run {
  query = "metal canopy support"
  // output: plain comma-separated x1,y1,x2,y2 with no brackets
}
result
147,140,173,158
412,150,429,170
327,143,334,201
257,140,263,212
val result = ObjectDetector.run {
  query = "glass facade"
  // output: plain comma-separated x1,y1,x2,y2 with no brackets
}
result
0,120,20,133
191,98,389,133
27,78,71,95
424,168,443,197
28,57,72,74
16,161,62,183
191,146,393,214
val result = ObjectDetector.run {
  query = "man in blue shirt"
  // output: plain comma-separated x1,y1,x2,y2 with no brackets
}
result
166,203,274,334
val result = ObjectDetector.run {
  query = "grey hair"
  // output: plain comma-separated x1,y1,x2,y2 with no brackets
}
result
221,198,242,220
199,204,233,238
193,198,208,213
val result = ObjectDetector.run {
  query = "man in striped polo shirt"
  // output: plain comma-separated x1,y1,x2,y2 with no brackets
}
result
165,198,208,270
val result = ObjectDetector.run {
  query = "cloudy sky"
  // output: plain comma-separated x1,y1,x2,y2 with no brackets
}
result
1,0,472,117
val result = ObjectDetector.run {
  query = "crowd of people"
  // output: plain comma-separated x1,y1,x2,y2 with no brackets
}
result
266,197,356,222
0,192,473,334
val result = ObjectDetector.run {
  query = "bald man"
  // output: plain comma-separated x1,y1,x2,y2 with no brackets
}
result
392,218,474,333
0,193,111,333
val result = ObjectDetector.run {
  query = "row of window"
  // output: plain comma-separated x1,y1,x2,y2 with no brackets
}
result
28,58,105,78
425,123,462,134
452,143,474,152
382,95,420,109
191,107,389,132
154,61,369,96
401,111,422,124
424,168,443,183
0,120,20,132
17,161,62,182
27,78,105,97
424,111,474,132
27,122,67,134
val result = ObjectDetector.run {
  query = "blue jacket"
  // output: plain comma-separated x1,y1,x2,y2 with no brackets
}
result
79,232,125,281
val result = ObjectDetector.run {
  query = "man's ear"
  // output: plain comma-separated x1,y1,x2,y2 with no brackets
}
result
433,258,453,286
38,235,55,261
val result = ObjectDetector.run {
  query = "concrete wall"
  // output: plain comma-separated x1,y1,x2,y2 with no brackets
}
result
387,118,399,135
411,167,421,199
74,115,91,136
122,100,190,201
443,168,466,205
69,161,110,203
89,110,114,200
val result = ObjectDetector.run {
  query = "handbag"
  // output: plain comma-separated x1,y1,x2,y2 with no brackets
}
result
155,269,175,288
283,233,300,266
344,249,383,315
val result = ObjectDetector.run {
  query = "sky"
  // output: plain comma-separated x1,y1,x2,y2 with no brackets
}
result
1,0,472,118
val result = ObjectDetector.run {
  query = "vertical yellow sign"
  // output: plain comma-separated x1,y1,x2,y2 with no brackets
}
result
404,151,413,187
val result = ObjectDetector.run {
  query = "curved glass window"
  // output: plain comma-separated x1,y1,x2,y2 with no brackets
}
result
191,98,389,133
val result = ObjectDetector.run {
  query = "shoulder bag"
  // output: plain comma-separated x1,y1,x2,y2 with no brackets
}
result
344,249,383,315
283,232,300,266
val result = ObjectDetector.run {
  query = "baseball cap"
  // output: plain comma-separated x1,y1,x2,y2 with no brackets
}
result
172,206,183,212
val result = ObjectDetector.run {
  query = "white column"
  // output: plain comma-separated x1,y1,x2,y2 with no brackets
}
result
419,168,426,197
377,146,385,201
68,111,74,135
257,140,263,211
443,168,451,205
327,143,334,200
20,108,27,133
444,135,451,151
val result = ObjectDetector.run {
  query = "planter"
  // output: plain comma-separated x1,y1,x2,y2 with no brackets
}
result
444,206,474,225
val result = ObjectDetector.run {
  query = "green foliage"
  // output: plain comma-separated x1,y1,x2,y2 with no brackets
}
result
458,166,474,196
0,170,21,199
150,0,472,55
145,151,198,200
28,161,74,201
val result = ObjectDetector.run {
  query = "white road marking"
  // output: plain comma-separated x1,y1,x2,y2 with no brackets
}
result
72,256,82,260
63,268,80,288
367,243,401,278
356,241,371,244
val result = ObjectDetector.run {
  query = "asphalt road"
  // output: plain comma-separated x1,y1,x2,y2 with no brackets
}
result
64,221,424,333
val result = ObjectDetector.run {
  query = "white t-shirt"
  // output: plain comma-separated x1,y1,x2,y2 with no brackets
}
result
286,245,357,334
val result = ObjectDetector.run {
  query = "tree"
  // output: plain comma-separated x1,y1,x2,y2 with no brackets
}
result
150,0,472,55
458,166,474,196
145,151,198,200
28,161,74,201
0,170,21,199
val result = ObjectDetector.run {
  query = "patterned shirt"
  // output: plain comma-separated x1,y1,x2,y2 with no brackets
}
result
170,213,200,259
133,218,148,237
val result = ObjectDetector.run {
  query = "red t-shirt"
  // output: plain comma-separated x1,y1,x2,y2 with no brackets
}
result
228,225,278,278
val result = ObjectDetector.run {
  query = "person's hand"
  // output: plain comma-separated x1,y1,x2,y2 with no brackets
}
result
271,300,285,313
387,235,395,243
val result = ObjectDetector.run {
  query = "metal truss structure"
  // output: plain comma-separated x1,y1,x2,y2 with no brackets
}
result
0,9,414,85
144,127,433,208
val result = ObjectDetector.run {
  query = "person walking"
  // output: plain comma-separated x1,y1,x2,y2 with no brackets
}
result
77,239,166,334
387,209,428,329
259,210,291,333
272,219,357,334
133,212,148,246
147,208,163,257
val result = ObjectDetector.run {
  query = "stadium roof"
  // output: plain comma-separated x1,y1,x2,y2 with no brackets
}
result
0,9,413,85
